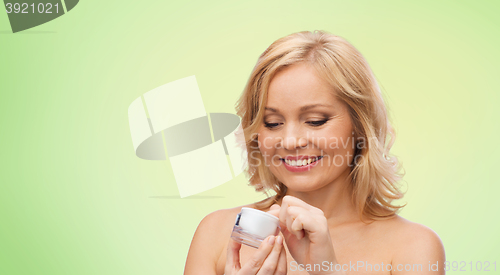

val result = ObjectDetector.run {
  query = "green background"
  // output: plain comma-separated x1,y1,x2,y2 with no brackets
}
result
1,0,499,274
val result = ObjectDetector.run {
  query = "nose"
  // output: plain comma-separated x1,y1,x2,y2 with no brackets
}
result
280,126,308,150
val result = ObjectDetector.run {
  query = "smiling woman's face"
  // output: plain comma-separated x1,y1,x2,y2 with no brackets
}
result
257,62,356,192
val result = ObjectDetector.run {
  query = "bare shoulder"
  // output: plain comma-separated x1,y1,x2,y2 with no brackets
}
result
184,203,258,274
382,215,444,250
377,215,446,273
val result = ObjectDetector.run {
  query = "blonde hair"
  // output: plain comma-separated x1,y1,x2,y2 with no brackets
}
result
235,30,406,222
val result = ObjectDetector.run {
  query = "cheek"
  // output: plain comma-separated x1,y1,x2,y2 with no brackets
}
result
315,129,355,152
257,131,272,152
259,135,278,154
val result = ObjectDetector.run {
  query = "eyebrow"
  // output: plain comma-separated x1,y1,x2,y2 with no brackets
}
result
264,104,333,113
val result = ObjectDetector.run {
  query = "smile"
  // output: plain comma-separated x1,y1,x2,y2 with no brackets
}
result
280,156,324,172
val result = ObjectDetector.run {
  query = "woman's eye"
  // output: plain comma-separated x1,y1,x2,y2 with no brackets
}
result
264,122,280,129
264,120,328,129
307,120,328,127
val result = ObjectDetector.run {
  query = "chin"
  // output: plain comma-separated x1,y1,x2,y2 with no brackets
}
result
282,181,327,193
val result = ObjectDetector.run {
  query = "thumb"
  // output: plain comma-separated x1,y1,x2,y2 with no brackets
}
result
225,238,242,273
267,204,280,218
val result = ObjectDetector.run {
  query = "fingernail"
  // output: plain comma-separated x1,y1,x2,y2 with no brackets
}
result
276,236,282,245
268,236,275,245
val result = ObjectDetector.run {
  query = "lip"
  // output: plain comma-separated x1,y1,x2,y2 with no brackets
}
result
281,156,324,172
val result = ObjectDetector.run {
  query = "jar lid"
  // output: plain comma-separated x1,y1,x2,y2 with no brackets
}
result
237,207,280,238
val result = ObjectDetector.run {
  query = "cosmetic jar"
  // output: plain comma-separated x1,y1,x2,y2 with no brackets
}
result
231,207,280,248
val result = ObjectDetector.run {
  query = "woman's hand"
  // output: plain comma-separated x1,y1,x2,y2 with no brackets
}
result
268,195,340,275
225,235,287,275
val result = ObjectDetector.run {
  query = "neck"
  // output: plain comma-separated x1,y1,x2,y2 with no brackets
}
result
279,168,361,227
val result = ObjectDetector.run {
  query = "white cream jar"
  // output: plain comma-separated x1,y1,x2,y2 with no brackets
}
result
230,207,280,248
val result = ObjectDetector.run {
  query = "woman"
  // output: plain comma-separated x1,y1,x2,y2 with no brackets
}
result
184,30,445,275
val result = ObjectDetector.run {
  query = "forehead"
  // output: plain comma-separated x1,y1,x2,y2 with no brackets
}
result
266,63,339,111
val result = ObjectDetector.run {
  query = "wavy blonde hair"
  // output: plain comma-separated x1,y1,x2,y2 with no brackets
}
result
235,30,406,222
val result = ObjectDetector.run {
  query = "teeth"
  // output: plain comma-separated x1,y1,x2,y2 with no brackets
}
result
284,157,321,167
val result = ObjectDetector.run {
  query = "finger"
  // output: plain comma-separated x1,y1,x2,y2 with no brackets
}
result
282,195,323,215
279,204,295,240
278,200,289,227
280,206,305,240
270,204,280,211
278,202,308,235
280,226,295,242
275,237,287,275
239,236,276,274
290,216,305,240
256,235,283,274
285,215,303,240
267,204,280,218
225,238,242,272
287,206,325,236
285,206,310,239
